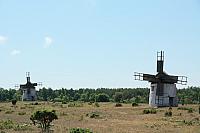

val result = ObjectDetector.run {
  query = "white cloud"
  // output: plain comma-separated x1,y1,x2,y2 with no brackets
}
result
44,36,53,48
0,36,7,44
11,49,21,56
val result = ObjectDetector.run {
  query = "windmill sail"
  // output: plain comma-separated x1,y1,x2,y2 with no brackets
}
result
157,51,164,73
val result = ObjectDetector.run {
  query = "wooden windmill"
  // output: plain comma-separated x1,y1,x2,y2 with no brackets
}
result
134,51,187,107
19,72,42,101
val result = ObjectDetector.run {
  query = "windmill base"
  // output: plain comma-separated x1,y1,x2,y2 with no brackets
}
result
22,88,37,101
149,83,178,107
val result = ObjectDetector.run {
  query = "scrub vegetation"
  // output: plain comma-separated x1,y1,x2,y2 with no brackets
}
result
0,87,199,132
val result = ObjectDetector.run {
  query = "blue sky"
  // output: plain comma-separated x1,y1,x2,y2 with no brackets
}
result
0,0,200,89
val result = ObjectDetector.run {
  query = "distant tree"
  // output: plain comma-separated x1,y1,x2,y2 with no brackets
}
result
73,93,80,101
113,92,123,103
14,90,22,101
30,110,58,132
122,90,133,100
38,87,48,101
80,93,89,102
96,93,110,102
89,93,96,102
63,95,69,102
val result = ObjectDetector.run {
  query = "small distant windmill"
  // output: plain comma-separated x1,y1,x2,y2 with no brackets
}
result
18,72,42,101
134,51,187,107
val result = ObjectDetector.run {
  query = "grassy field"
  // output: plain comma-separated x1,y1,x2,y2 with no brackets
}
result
0,102,200,133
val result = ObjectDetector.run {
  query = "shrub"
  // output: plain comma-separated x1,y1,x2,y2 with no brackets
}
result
68,103,75,107
60,112,68,116
188,108,193,113
11,99,17,106
69,128,93,133
18,112,26,115
20,106,26,109
143,109,157,114
30,110,58,132
150,109,157,114
86,112,101,119
33,102,39,105
68,102,83,107
88,102,93,105
115,103,122,107
5,110,14,114
182,120,193,126
13,124,31,131
0,120,14,129
62,101,67,104
94,102,100,107
132,102,138,107
143,109,150,114
165,110,172,117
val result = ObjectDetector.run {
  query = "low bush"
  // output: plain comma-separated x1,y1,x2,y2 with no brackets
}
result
94,102,100,107
11,99,17,106
150,109,157,114
33,102,39,105
88,102,93,105
18,112,26,115
182,120,193,126
0,120,14,130
143,109,157,114
165,110,172,117
60,112,68,116
68,102,83,107
115,103,122,107
68,103,75,107
20,106,26,109
62,101,67,104
188,108,193,113
86,112,101,119
132,102,139,107
0,120,31,131
5,110,14,114
69,128,93,133
13,124,31,131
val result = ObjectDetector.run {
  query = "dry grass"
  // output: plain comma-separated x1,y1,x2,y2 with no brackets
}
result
0,102,200,133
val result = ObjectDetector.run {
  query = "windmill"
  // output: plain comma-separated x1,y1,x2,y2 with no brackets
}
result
19,72,42,101
134,51,187,107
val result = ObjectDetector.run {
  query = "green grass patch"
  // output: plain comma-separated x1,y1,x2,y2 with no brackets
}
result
69,128,93,133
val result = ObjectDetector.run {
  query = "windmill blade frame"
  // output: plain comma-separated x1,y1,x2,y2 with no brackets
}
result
177,76,187,85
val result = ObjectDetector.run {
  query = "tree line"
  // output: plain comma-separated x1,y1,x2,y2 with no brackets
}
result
0,87,200,104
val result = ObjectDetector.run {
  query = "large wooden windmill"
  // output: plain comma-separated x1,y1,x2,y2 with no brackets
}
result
19,72,42,101
134,51,187,107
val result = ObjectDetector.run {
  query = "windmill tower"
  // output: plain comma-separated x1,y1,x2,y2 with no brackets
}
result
134,51,187,107
20,72,41,101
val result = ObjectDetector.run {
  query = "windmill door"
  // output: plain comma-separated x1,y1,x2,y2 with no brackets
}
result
169,97,173,106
